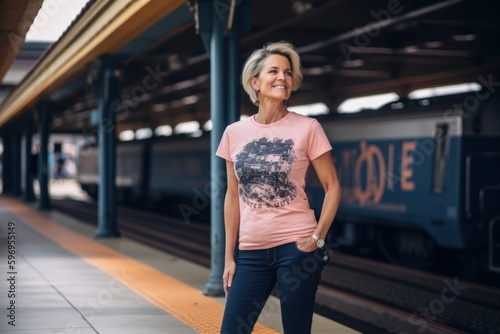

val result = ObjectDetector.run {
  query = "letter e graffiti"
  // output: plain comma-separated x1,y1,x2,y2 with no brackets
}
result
401,141,416,191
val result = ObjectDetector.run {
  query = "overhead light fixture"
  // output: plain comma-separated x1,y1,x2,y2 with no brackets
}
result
425,41,442,49
342,59,364,68
152,103,168,112
452,33,476,42
174,121,199,135
409,82,481,99
203,120,212,131
119,130,135,141
167,54,182,71
338,93,399,113
155,125,173,137
181,94,199,105
303,67,323,75
291,0,313,14
403,45,419,53
302,65,334,75
136,128,153,140
289,102,329,116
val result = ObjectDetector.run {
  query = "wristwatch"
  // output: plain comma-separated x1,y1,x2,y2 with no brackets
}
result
311,234,325,248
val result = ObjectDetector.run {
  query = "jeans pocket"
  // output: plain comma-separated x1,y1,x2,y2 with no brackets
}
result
294,241,314,254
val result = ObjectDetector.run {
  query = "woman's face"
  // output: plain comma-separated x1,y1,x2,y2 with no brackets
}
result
251,54,293,103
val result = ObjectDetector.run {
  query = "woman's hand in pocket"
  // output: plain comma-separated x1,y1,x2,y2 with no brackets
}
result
295,236,317,253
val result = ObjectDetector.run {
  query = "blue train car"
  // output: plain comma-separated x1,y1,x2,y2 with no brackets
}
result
77,134,212,222
307,93,500,274
77,141,146,202
148,135,211,201
147,135,211,222
77,92,500,276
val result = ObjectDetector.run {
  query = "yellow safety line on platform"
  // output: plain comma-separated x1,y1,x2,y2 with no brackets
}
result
1,198,279,334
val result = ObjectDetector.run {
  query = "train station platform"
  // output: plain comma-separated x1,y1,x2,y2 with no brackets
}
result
0,194,359,333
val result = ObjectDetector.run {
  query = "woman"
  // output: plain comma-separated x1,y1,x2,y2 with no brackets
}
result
216,41,341,334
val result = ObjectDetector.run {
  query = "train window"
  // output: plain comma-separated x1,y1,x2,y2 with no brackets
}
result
432,124,449,193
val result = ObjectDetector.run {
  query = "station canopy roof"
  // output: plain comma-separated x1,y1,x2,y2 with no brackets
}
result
0,0,44,105
1,0,499,135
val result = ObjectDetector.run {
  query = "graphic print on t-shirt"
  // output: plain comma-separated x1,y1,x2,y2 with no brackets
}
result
235,137,297,209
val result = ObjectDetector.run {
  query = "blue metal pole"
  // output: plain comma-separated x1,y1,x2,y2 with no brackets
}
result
11,123,22,197
37,102,51,210
22,115,36,202
1,127,13,194
95,57,120,238
227,9,241,125
204,3,226,297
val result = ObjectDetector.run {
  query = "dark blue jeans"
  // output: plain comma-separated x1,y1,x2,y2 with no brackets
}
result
220,242,327,334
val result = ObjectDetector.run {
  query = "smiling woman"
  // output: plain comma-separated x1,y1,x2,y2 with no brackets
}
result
217,41,342,334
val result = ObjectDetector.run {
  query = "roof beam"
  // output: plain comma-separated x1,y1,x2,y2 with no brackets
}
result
296,0,464,54
332,65,495,97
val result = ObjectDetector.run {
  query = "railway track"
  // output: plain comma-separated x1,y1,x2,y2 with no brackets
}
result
52,198,500,334
318,254,500,334
51,198,211,266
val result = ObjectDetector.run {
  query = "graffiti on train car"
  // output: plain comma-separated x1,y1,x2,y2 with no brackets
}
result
337,140,420,211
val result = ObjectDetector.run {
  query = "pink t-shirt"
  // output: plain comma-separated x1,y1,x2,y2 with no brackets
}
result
216,111,332,250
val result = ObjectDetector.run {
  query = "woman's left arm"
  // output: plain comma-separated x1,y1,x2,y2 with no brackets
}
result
311,151,341,240
297,151,341,252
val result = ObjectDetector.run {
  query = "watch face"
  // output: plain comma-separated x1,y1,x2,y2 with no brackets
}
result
317,239,325,248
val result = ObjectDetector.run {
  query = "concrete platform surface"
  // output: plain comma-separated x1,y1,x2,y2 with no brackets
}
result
0,197,360,333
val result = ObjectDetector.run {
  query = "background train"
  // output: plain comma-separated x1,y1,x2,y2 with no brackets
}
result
77,92,500,279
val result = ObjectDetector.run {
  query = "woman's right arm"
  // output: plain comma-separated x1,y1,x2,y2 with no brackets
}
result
223,160,240,296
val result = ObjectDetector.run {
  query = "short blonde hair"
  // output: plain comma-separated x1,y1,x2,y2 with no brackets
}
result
242,41,303,105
